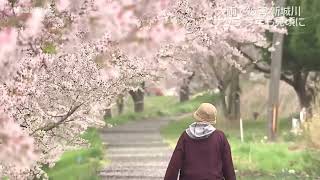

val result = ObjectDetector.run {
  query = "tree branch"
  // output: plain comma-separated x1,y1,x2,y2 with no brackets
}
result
240,48,295,86
31,102,84,135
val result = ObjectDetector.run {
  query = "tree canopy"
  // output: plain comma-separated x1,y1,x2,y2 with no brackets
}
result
283,0,320,71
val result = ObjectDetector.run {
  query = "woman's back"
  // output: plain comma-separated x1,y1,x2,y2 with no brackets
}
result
164,103,236,180
178,130,234,180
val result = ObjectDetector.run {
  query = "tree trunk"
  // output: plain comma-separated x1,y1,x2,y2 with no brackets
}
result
116,95,124,115
297,90,313,117
228,68,241,121
218,68,241,121
179,72,195,103
220,91,229,117
129,82,145,113
179,84,190,102
292,72,314,119
104,108,112,119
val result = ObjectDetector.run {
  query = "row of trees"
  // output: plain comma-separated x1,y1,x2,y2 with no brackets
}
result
0,0,294,178
129,0,320,142
245,0,320,118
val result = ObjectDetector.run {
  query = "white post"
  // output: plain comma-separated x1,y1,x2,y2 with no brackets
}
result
291,117,301,135
240,118,244,142
300,107,306,124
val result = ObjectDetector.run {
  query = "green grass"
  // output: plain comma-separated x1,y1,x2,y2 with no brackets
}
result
106,92,218,126
161,117,320,179
45,128,107,180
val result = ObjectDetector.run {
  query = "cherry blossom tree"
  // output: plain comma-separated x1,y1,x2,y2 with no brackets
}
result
93,0,186,112
0,0,186,178
165,0,285,121
158,43,199,101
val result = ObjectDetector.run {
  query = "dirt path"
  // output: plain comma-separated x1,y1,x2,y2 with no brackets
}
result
100,117,173,180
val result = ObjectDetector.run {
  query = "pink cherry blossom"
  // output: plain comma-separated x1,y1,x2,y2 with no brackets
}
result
0,28,17,59
56,0,70,12
0,108,37,168
22,8,45,38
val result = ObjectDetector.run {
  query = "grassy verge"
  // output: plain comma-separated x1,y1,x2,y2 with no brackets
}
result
161,117,320,179
106,92,218,126
45,128,107,180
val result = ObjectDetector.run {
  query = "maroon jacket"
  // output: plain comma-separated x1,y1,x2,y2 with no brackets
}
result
164,130,236,180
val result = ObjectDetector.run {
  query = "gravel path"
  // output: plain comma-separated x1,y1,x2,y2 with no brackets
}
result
100,117,173,180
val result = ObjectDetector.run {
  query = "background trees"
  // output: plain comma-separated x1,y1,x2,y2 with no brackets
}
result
245,0,320,118
282,0,320,116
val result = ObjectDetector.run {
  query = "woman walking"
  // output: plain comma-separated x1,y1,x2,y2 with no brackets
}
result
164,103,236,180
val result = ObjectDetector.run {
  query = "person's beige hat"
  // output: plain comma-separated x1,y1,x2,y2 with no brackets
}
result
193,103,217,124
